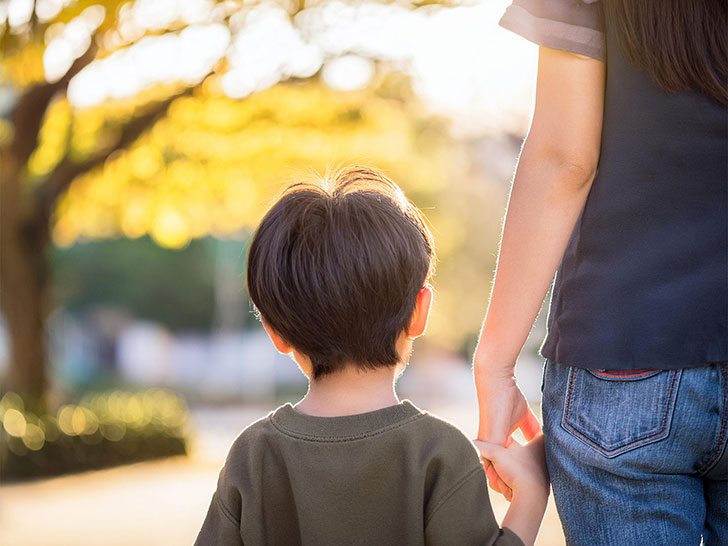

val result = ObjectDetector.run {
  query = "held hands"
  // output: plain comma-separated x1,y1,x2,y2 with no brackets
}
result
474,370,544,500
473,433,549,505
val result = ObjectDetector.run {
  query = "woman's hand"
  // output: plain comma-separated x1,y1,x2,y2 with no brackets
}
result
474,367,541,499
473,433,550,546
473,432,549,500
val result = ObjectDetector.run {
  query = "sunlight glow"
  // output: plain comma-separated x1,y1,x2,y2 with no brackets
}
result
62,0,533,134
322,55,375,91
131,0,216,31
42,0,538,256
68,23,231,107
43,5,105,83
7,0,33,28
222,4,322,99
297,0,536,134
35,0,73,22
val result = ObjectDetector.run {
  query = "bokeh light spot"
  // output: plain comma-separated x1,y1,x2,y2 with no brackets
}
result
22,423,46,451
2,408,27,437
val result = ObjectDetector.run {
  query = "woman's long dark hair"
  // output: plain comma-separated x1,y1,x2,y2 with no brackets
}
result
605,0,727,106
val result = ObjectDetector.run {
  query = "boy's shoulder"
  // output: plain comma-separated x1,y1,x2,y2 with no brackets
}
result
215,402,486,525
407,408,484,468
214,407,282,493
226,402,479,457
413,408,474,439
225,407,281,455
222,401,483,483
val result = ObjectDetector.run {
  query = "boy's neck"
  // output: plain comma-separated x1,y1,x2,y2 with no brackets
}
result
294,365,401,417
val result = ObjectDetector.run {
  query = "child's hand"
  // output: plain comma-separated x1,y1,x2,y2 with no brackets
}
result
475,435,549,546
473,434,549,503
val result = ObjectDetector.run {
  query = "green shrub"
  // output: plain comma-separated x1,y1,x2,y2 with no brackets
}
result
0,388,188,481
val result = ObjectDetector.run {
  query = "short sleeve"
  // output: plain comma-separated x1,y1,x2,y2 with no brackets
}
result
424,467,525,546
193,491,244,546
499,0,606,61
194,460,244,546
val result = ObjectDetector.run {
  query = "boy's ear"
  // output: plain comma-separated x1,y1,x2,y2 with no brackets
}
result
407,285,433,338
261,319,294,355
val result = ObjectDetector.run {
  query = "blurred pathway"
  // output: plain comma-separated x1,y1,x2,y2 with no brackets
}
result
0,406,267,546
0,403,565,546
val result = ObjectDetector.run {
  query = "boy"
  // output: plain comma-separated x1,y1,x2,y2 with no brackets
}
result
194,167,548,546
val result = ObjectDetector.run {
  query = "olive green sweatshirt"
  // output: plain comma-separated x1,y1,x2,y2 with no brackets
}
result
194,401,524,546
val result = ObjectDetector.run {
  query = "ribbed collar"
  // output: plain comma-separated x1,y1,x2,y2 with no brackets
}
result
270,400,423,441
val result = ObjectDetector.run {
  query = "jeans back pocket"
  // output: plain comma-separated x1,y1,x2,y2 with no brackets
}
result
562,367,682,458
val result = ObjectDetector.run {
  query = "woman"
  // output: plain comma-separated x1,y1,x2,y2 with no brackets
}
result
473,0,727,544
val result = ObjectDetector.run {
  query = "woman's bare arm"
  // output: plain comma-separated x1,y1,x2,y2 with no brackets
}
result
473,46,605,483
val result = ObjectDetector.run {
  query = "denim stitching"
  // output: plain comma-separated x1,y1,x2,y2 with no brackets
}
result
562,367,576,434
588,369,660,381
562,367,579,447
561,368,680,457
696,364,728,475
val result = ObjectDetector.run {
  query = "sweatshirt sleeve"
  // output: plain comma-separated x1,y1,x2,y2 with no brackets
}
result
424,467,525,546
193,491,244,546
499,0,605,61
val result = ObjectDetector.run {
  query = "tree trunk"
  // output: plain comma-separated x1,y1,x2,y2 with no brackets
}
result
0,72,192,405
0,150,50,407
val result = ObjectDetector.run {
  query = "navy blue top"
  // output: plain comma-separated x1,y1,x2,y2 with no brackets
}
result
500,0,728,369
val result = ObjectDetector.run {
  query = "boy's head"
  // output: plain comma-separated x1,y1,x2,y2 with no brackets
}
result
247,166,435,380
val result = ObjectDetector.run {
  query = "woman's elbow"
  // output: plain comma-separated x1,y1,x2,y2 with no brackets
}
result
555,156,598,190
520,143,599,192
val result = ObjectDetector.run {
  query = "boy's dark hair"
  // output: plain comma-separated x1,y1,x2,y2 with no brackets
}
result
247,166,435,379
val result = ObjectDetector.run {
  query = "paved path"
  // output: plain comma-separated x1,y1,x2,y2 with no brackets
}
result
1,403,565,546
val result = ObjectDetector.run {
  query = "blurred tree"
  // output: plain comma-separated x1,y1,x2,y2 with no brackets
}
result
0,0,459,401
52,236,220,331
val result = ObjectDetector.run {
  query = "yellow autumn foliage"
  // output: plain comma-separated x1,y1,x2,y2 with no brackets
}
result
32,73,503,352
48,79,452,250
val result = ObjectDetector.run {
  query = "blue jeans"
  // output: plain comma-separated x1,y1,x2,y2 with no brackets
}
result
542,360,728,545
